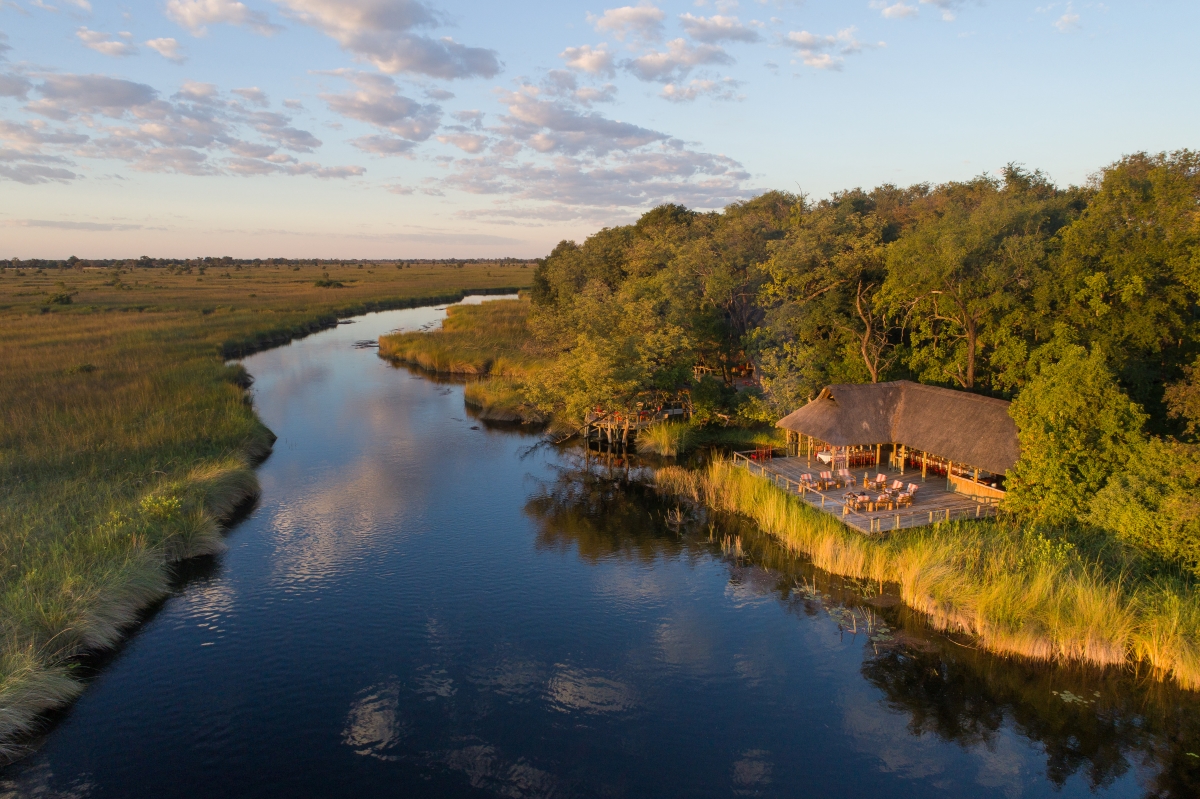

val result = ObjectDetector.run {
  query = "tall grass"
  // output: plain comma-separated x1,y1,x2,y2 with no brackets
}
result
0,261,531,756
378,298,540,377
380,298,547,424
637,422,696,457
656,460,1200,690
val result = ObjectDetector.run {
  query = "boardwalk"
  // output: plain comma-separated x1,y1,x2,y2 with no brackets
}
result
733,452,999,535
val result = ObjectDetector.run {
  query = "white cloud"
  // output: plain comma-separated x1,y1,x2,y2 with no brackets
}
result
145,38,187,63
0,74,32,98
919,0,960,22
542,70,617,107
442,146,752,210
624,38,732,82
1054,6,1081,32
660,78,742,103
436,132,488,153
869,2,918,20
351,134,418,155
274,0,500,79
494,83,665,156
76,27,138,57
784,27,881,70
27,74,158,119
588,4,665,42
232,86,268,106
166,0,283,36
678,14,760,43
560,44,616,76
2,74,362,182
320,71,441,142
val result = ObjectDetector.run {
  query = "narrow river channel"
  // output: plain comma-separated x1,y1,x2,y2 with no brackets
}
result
3,298,1198,798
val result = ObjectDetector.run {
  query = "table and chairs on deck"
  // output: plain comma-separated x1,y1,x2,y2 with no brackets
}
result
842,479,920,514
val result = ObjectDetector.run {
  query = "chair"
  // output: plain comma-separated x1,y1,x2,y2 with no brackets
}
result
819,470,839,490
873,494,893,512
896,492,914,508
837,468,856,487
890,480,904,492
906,483,920,496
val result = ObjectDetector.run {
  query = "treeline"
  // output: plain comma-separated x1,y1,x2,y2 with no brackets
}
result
4,256,533,270
527,150,1200,575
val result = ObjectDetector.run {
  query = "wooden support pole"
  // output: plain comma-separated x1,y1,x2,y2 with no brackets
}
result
922,451,927,480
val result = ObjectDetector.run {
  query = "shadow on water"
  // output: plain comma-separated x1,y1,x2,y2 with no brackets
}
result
525,455,1200,798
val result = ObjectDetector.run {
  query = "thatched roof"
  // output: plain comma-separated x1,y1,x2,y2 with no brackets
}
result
776,380,1019,475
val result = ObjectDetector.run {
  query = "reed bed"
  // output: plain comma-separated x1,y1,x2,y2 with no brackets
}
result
656,460,1200,690
378,298,540,378
380,298,548,424
0,261,530,756
637,422,696,457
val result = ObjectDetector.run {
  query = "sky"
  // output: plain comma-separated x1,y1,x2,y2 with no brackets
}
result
1,1,1197,259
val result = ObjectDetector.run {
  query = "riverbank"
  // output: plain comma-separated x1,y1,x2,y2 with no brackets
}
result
0,263,530,756
379,298,549,424
656,460,1200,690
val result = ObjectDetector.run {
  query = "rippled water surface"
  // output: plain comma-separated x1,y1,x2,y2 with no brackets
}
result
4,298,1199,798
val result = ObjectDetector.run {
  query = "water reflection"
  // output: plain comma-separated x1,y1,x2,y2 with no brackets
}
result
525,461,1200,798
342,682,405,761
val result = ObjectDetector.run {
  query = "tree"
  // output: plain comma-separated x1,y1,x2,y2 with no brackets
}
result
1047,151,1200,417
881,168,1076,392
1005,343,1148,526
760,191,894,389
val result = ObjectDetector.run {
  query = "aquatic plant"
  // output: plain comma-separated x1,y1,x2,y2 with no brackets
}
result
656,459,1200,690
637,422,696,457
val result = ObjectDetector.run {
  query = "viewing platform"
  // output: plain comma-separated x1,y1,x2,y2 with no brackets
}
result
732,451,1000,535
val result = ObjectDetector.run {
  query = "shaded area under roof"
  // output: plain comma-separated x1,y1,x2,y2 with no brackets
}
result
776,380,1019,475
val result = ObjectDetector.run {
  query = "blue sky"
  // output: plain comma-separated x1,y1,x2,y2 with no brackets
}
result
1,0,1197,258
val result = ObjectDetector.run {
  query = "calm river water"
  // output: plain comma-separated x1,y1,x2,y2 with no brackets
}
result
3,298,1199,798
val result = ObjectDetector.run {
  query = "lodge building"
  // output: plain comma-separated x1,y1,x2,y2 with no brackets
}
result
775,380,1018,501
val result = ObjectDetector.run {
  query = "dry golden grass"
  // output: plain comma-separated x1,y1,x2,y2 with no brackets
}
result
656,460,1200,690
0,261,531,754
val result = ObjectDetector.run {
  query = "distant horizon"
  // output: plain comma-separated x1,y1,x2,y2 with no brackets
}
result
2,0,1197,258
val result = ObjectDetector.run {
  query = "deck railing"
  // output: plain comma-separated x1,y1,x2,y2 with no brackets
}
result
731,451,999,533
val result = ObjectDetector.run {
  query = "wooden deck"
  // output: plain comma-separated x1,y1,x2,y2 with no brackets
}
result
732,452,1000,535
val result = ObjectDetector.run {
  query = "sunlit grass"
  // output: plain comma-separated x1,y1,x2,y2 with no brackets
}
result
656,460,1200,690
0,261,531,753
379,298,547,424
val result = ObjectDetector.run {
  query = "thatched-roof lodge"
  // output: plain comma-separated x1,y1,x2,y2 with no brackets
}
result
776,381,1019,499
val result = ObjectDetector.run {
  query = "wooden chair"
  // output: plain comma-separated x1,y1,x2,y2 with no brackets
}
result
837,468,856,487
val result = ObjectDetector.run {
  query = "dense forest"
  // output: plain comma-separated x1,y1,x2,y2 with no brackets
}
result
524,151,1200,576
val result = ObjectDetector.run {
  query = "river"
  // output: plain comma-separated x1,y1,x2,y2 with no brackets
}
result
2,297,1197,798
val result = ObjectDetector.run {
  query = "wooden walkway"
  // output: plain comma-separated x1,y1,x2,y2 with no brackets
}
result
732,452,999,535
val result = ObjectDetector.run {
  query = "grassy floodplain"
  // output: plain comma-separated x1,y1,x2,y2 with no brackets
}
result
0,260,531,754
379,297,548,424
657,460,1200,691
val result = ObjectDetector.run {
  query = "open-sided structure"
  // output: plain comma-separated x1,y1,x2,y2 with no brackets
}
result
776,380,1019,500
